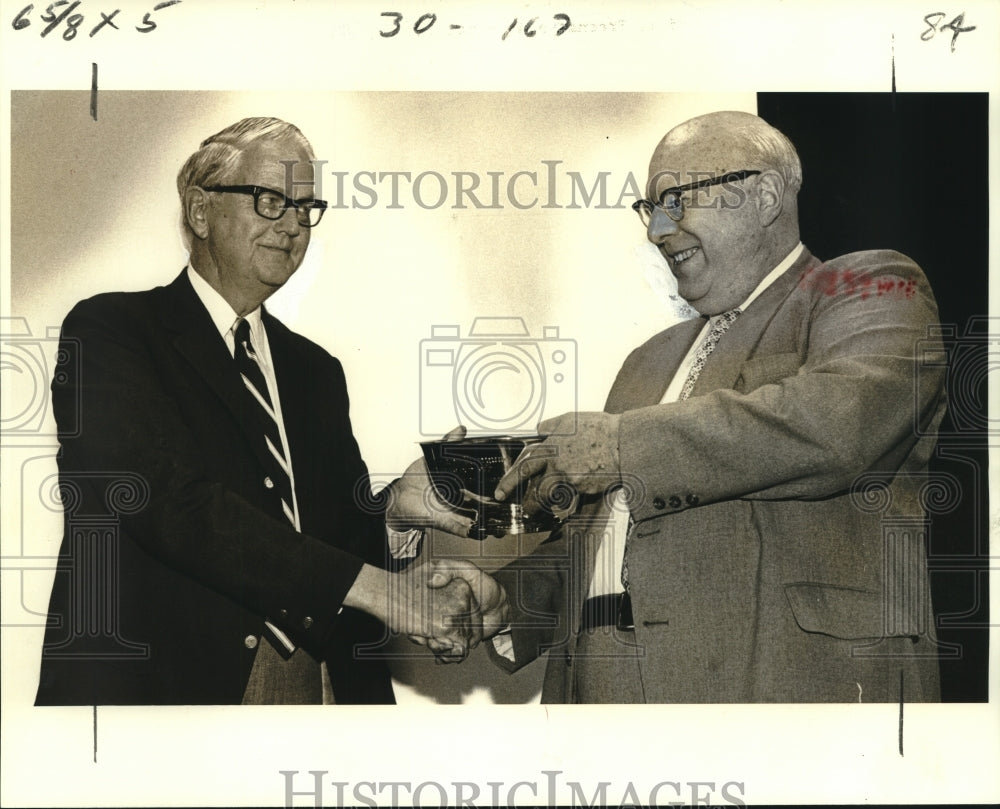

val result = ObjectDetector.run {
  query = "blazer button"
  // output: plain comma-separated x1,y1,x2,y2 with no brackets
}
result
244,634,258,649
302,616,314,629
264,477,274,489
653,497,666,510
278,608,288,619
668,495,682,509
685,494,699,506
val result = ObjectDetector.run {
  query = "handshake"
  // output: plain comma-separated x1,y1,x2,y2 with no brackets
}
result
368,415,619,662
382,559,510,663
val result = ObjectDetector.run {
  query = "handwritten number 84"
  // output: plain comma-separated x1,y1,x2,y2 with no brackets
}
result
921,12,976,52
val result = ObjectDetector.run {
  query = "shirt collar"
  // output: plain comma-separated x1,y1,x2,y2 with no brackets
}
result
186,265,264,344
726,241,804,318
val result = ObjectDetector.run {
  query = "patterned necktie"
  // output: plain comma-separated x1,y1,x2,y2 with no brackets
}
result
621,308,742,592
233,318,301,660
620,512,635,592
233,318,295,526
679,308,742,401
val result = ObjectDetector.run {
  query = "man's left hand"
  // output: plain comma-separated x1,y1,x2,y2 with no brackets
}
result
494,411,622,516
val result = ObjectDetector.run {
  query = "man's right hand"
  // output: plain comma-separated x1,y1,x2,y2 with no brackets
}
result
412,559,509,662
344,561,485,662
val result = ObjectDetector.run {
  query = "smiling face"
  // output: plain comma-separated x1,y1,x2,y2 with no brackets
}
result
645,115,786,316
194,135,315,315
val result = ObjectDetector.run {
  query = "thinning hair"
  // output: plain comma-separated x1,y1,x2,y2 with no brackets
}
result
653,111,803,201
176,117,314,245
742,120,803,193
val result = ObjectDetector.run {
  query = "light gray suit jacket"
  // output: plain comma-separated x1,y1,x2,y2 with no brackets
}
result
490,247,946,703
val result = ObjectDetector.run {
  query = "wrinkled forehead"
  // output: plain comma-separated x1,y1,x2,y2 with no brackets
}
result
646,130,757,199
237,137,317,195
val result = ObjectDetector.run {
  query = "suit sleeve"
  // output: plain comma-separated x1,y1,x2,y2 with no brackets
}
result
53,297,366,654
617,251,948,521
487,532,571,672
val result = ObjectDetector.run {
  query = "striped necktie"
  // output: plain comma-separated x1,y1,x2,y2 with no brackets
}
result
233,318,296,526
233,318,295,525
233,318,300,658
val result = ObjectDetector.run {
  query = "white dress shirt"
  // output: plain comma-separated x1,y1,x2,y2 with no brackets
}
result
187,267,304,529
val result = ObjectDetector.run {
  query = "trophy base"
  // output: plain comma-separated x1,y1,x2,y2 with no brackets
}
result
471,502,558,540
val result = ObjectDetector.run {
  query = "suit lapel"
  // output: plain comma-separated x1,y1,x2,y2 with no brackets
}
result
262,310,310,472
690,248,819,397
604,317,705,412
158,271,275,475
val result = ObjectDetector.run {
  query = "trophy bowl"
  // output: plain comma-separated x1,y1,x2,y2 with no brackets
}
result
420,435,565,539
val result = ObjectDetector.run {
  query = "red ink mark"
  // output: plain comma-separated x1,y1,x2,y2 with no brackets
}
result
799,267,917,300
858,273,873,300
842,269,856,296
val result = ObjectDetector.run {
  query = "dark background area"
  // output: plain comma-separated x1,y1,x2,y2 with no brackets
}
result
758,93,989,701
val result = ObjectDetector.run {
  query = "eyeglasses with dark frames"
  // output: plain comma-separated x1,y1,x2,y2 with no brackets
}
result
632,170,761,226
203,185,328,227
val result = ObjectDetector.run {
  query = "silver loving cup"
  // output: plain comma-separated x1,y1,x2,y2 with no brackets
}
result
420,435,568,539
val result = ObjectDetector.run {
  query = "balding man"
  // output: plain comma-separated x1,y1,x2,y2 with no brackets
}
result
34,117,486,706
449,110,947,703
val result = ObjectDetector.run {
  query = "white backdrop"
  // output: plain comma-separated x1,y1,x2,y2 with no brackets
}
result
2,1,998,806
7,90,750,708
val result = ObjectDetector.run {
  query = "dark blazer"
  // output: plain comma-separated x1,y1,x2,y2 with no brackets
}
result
491,248,946,703
35,271,396,705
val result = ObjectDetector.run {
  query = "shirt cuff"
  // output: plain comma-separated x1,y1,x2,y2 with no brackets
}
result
387,526,423,560
491,625,515,662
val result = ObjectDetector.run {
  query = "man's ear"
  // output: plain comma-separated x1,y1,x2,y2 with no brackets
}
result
754,170,785,227
183,187,211,240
